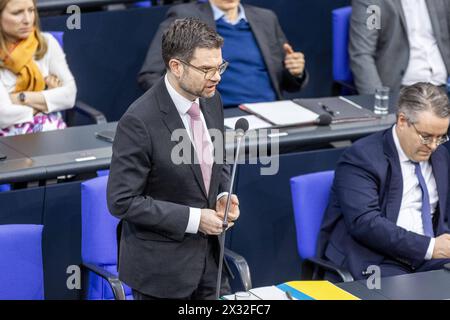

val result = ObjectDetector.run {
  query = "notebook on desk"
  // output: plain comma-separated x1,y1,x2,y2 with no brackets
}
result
239,100,319,127
293,96,380,123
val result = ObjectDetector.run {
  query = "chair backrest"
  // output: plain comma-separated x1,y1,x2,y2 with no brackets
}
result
0,224,44,300
290,171,334,260
132,1,151,7
81,175,133,299
48,31,64,48
81,175,118,266
332,6,353,83
0,184,11,192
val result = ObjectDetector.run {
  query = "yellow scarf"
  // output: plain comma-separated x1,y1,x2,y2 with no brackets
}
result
0,30,45,93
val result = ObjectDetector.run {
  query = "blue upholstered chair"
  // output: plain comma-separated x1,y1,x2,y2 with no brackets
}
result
132,1,151,7
290,171,353,282
0,224,44,300
0,32,107,193
96,170,109,177
81,175,132,300
81,175,252,299
46,31,107,126
0,184,11,192
332,6,356,95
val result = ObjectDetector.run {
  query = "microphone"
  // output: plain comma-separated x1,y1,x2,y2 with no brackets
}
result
215,118,249,300
315,113,332,126
235,117,249,135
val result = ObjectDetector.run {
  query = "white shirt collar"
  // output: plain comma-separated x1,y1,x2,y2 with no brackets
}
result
164,74,199,115
392,125,413,164
210,2,247,24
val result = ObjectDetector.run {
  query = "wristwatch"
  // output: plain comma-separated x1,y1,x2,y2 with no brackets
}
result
18,92,26,104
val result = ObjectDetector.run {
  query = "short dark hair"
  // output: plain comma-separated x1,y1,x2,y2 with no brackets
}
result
397,82,450,123
161,18,224,69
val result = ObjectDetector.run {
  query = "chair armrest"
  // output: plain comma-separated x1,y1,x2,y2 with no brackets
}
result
224,248,252,291
72,100,107,124
306,257,354,282
82,262,126,300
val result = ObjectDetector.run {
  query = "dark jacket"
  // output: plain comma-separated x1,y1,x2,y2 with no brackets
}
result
319,128,450,280
138,2,308,99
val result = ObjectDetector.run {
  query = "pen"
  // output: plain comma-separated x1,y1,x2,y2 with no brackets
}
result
285,291,294,300
319,102,339,116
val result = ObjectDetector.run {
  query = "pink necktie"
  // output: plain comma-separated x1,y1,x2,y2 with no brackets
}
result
187,102,213,194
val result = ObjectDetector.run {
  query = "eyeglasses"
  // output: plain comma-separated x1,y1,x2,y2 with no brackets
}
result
178,59,228,80
409,121,449,146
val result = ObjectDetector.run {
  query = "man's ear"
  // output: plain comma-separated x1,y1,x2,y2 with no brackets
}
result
168,59,183,78
397,112,408,129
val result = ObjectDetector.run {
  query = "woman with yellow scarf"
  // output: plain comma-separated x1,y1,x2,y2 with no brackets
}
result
0,0,77,136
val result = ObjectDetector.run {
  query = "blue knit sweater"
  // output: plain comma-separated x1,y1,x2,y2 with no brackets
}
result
216,18,277,107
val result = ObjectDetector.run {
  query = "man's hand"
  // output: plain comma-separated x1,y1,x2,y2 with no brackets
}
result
283,43,305,77
432,234,450,259
198,209,225,235
216,194,240,226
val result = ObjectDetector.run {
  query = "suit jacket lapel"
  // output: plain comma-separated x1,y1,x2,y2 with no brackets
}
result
199,2,217,30
430,150,448,234
158,78,208,198
425,0,442,41
244,5,281,97
424,0,450,71
393,0,408,37
383,129,403,222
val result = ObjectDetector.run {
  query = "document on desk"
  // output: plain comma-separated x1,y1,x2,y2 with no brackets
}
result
222,281,359,300
282,281,360,300
249,286,297,300
224,115,272,130
221,286,296,300
239,100,319,126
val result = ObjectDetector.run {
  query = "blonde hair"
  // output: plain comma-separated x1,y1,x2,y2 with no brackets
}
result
0,0,47,63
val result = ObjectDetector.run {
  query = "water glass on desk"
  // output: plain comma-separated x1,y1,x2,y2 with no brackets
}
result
374,86,390,115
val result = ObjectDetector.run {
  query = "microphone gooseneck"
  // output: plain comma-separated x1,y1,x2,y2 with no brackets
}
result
215,118,249,300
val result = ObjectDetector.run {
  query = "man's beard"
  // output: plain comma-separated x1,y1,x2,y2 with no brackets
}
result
180,75,216,99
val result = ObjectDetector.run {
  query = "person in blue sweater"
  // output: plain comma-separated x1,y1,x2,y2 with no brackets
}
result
138,0,308,107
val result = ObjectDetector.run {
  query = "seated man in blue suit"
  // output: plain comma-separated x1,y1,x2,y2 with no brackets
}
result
138,0,307,108
319,82,450,280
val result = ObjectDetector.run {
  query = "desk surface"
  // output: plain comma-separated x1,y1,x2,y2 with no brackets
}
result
0,122,115,183
0,95,394,184
337,269,450,300
224,95,395,152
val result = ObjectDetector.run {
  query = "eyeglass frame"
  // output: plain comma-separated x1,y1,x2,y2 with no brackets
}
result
407,120,449,146
177,59,228,80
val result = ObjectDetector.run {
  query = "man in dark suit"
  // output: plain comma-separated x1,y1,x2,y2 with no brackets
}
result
138,0,307,107
350,0,450,94
107,18,240,300
319,83,450,280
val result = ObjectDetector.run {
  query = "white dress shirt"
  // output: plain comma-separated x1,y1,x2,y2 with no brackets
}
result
165,75,225,234
401,0,447,86
392,126,437,260
0,32,77,129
